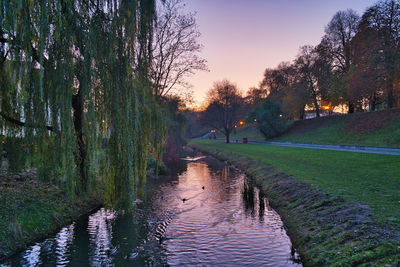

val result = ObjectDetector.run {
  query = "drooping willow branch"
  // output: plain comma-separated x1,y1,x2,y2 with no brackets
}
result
0,111,53,131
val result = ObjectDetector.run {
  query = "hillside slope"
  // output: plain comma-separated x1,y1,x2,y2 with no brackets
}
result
215,126,265,141
273,109,400,148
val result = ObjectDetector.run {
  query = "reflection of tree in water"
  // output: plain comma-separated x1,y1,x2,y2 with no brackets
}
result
87,209,115,266
209,165,238,204
258,189,265,222
242,181,268,222
242,180,255,216
55,224,75,265
165,159,188,176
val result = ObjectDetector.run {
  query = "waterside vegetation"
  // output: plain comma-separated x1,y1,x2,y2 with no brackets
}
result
191,141,400,266
0,171,102,260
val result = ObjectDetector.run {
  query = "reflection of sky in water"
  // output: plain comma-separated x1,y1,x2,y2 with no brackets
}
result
3,157,300,266
154,161,301,266
22,244,41,266
55,224,74,266
87,209,116,266
15,224,75,267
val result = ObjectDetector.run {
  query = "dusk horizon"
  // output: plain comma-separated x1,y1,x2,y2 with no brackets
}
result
184,0,377,106
1,0,399,265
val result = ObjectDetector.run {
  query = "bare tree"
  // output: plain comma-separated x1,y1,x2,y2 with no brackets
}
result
348,10,386,111
323,9,360,113
259,61,307,120
260,62,293,96
151,0,208,100
202,80,243,143
295,46,321,117
245,87,268,107
364,0,400,109
324,9,360,72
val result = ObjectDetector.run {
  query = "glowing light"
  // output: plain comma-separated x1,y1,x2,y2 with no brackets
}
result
253,119,257,122
322,106,330,110
239,121,244,125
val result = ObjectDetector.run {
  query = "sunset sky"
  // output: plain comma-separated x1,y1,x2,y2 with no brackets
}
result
182,0,377,107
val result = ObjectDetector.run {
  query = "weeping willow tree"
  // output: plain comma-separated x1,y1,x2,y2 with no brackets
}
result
0,0,165,209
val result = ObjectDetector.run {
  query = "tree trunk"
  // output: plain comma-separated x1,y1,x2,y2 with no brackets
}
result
369,92,376,112
225,132,230,143
72,90,87,193
309,83,320,118
299,108,305,120
348,101,355,114
312,93,320,118
315,101,320,118
387,89,394,109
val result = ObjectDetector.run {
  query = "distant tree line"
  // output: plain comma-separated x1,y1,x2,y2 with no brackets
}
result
199,0,400,142
255,0,400,120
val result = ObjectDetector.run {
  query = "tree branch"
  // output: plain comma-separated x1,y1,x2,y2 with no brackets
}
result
0,111,53,131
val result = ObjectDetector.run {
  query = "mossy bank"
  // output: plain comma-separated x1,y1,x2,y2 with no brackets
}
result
0,170,103,261
191,144,400,266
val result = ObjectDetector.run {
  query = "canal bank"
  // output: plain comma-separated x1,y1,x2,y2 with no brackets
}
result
0,170,103,261
190,144,400,266
3,156,301,266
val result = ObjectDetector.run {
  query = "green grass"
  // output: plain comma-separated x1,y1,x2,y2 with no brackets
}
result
215,117,400,147
273,112,400,148
216,125,265,141
0,176,102,259
221,110,400,148
192,139,400,266
273,119,400,148
191,139,400,221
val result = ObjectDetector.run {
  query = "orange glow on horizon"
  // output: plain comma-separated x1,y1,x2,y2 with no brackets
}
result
183,1,375,107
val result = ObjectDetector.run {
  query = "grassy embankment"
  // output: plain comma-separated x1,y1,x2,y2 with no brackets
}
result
224,109,400,148
191,139,400,266
0,172,103,260
216,125,265,141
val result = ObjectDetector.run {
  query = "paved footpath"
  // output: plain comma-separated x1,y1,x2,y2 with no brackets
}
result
214,138,400,155
249,141,400,155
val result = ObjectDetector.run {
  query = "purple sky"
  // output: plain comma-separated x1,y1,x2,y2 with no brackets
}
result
182,0,377,107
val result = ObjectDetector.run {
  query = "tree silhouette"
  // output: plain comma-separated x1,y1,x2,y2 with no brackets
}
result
151,0,207,100
323,9,360,113
202,80,243,143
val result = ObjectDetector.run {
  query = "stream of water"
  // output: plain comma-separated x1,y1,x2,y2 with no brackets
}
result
3,156,301,266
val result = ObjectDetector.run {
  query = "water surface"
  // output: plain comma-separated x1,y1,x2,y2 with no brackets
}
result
3,156,301,266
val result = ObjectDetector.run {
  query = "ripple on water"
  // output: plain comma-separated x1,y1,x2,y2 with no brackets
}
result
3,159,301,267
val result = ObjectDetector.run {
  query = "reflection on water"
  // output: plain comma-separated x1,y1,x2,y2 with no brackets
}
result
4,156,301,266
55,224,74,265
21,244,40,266
87,209,115,266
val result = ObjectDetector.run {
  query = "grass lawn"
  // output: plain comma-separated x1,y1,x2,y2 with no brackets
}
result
213,110,400,147
0,175,102,259
191,139,400,221
273,118,400,148
216,125,265,141
273,109,400,148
